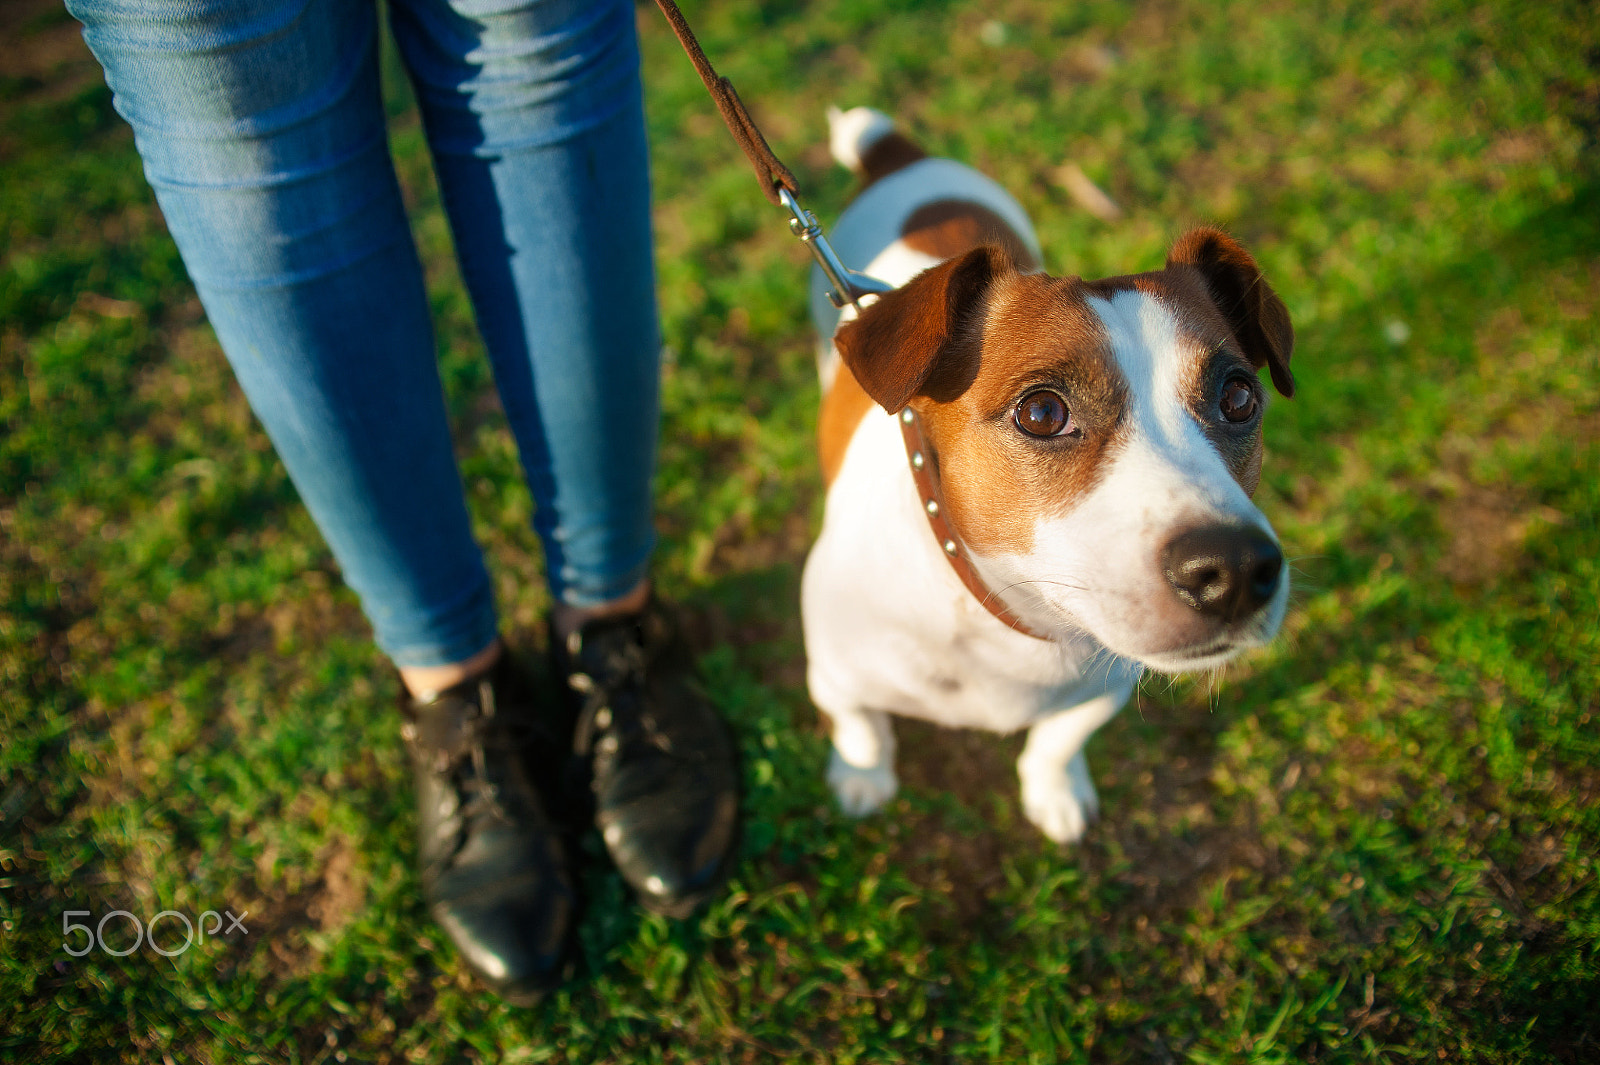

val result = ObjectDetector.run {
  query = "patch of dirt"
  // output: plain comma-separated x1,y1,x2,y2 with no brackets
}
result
1436,481,1565,587
0,0,104,103
239,832,369,979
875,703,1278,940
305,834,367,935
1093,713,1289,918
260,567,369,657
1427,316,1600,585
889,720,1023,930
894,719,1022,808
707,509,814,578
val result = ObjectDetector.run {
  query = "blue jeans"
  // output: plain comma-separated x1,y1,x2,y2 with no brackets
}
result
69,0,662,667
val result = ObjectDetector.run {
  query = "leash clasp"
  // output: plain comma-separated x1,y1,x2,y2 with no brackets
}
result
777,186,893,310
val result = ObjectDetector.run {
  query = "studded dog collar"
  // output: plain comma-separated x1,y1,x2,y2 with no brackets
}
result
897,407,1050,641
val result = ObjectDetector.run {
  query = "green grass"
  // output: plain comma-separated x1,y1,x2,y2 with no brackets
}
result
3,0,1598,1060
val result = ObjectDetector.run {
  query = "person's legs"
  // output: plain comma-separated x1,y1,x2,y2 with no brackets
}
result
388,0,738,916
69,0,574,1001
68,0,499,675
388,0,660,627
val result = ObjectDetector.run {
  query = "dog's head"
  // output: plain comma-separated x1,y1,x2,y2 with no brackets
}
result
835,228,1295,672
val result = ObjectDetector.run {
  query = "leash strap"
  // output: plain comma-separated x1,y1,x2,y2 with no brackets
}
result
649,0,893,308
899,409,1050,640
650,0,797,205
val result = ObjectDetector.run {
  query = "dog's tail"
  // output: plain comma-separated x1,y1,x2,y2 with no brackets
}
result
813,107,927,391
826,105,927,188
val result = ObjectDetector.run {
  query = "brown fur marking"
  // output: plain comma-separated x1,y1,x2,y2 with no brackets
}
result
1166,228,1295,397
913,273,1129,556
858,131,928,187
901,200,1040,271
834,246,1006,413
818,363,876,487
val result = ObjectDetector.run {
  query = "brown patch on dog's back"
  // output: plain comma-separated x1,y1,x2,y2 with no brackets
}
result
858,131,927,187
818,362,877,486
916,273,1129,555
902,201,1040,271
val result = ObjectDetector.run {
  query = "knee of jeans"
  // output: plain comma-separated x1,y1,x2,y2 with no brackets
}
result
76,0,411,289
153,150,414,290
390,0,643,155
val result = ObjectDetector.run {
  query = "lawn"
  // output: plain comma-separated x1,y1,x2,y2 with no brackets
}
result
2,0,1597,1061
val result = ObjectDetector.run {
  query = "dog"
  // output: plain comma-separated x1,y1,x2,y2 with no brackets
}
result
800,107,1295,842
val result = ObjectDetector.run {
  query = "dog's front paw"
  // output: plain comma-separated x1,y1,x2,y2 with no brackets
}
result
827,748,898,817
1019,753,1100,843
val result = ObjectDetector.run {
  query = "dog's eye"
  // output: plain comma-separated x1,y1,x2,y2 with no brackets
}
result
1219,376,1259,423
1014,390,1074,438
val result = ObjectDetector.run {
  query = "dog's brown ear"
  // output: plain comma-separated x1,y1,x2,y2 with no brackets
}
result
1168,228,1296,397
834,245,1010,411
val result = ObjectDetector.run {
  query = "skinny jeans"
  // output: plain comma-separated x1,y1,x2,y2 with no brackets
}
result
69,0,662,667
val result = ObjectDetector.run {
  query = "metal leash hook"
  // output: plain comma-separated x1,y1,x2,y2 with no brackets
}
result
646,0,890,311
777,187,894,310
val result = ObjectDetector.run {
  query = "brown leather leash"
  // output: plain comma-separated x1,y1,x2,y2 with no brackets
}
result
649,0,890,310
649,0,797,206
650,0,1049,641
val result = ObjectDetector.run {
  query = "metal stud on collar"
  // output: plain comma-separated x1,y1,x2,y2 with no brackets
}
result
898,406,1050,641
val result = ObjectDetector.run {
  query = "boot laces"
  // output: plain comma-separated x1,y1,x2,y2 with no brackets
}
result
568,629,670,757
436,678,544,829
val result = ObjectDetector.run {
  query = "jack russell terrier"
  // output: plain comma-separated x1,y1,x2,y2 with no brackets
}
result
801,107,1295,842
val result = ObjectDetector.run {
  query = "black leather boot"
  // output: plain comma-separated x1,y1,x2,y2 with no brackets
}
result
399,653,575,1004
558,608,739,918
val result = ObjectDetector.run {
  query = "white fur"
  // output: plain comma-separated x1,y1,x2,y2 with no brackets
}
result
826,105,896,172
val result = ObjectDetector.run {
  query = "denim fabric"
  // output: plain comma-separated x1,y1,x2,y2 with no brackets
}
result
68,0,661,666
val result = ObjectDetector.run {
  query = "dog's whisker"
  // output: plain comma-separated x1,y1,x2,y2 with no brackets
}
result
985,576,1092,602
1204,662,1230,711
1284,557,1326,594
980,576,1093,633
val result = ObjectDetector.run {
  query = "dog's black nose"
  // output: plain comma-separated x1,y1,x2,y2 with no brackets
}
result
1162,524,1283,623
